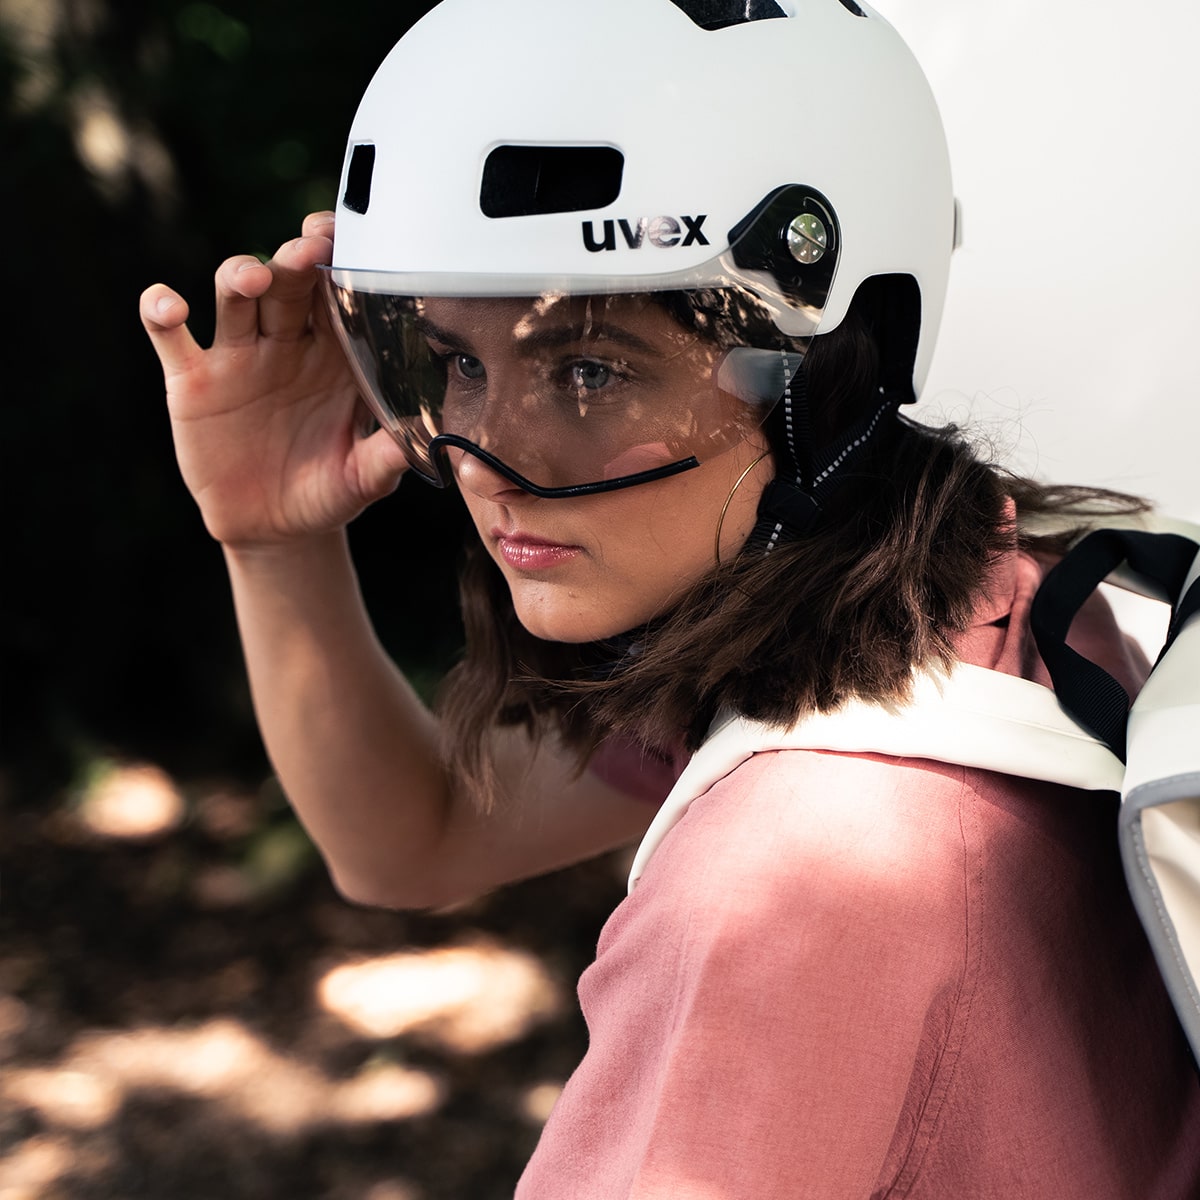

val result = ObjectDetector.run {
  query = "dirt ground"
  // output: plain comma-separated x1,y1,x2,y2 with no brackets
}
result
0,766,630,1199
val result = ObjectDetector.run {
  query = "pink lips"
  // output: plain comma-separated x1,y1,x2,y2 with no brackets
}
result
494,531,582,571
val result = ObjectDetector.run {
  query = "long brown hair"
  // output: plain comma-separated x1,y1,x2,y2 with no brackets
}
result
437,284,1145,809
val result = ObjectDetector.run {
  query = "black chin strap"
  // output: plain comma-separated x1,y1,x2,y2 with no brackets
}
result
1030,528,1200,763
746,357,900,554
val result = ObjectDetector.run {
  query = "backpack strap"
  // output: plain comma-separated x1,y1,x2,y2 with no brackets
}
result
627,662,1122,892
1030,528,1200,761
627,513,1200,1062
1024,514,1200,1053
1106,526,1200,1058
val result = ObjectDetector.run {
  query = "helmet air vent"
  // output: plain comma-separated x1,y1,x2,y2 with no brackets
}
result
835,0,867,15
342,143,376,215
480,145,624,219
667,0,788,30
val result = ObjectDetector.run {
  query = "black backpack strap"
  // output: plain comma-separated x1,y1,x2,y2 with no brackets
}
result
1030,528,1200,763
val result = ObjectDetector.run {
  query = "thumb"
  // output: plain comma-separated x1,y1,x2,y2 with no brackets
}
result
351,425,412,505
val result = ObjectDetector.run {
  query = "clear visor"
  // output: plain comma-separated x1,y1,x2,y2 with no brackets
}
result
322,273,810,496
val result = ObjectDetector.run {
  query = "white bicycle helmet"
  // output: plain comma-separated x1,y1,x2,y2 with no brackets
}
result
322,0,956,500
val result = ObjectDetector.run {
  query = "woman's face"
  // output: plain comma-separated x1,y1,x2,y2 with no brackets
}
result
423,294,774,643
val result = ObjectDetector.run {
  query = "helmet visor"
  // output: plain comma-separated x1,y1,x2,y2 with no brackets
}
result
322,272,808,497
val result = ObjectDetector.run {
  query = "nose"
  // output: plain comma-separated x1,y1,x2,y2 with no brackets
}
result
451,446,536,505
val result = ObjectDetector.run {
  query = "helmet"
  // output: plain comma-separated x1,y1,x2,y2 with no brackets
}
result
323,0,955,498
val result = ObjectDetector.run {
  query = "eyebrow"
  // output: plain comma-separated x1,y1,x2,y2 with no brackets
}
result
413,313,662,357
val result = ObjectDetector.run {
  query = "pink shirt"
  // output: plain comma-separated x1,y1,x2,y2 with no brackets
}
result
518,552,1200,1197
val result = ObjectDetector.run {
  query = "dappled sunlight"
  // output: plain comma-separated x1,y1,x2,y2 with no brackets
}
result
0,0,65,109
318,940,563,1053
74,762,186,840
73,87,131,180
0,814,609,1195
0,1133,80,1200
330,1061,445,1124
1,0,633,1191
3,765,610,1191
68,79,178,205
3,1,179,203
5,1067,120,1130
0,1018,444,1142
519,1081,564,1126
362,1184,422,1200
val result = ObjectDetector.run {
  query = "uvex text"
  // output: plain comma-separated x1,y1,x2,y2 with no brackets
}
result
582,215,710,253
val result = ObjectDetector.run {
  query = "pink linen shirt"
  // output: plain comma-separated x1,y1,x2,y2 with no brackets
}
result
517,551,1200,1198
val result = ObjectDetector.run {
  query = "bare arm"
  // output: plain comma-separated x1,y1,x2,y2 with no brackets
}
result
222,532,653,908
141,215,654,909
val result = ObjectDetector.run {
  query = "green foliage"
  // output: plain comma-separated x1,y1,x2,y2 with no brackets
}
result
175,3,252,61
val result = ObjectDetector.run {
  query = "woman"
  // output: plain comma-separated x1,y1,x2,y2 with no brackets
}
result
140,0,1200,1193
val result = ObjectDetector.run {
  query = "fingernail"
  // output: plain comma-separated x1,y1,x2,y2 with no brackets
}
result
237,259,263,273
155,295,179,316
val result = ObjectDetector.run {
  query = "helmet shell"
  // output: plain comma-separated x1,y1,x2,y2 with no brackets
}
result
332,0,954,395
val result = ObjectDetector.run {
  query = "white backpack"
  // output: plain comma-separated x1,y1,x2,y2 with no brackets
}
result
628,512,1200,1059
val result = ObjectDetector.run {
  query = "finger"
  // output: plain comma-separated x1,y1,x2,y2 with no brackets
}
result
350,424,410,505
139,284,203,376
257,234,334,340
301,210,336,239
213,254,273,346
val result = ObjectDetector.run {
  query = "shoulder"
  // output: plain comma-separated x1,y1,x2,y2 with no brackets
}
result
629,748,981,954
663,747,973,883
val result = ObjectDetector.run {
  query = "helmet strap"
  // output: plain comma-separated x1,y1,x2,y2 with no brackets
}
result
746,356,901,554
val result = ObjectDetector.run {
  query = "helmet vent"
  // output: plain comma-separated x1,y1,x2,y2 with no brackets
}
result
480,145,624,219
342,143,376,215
835,0,867,15
668,0,788,29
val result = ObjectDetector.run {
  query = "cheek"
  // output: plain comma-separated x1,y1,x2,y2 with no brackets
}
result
598,446,771,578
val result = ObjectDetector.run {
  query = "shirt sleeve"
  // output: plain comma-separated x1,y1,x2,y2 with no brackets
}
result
518,750,978,1200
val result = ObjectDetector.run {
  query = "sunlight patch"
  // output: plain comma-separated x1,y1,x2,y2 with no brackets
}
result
74,761,186,840
317,939,563,1053
363,1183,422,1200
0,1133,74,1197
0,1018,443,1138
4,1069,120,1130
520,1081,564,1125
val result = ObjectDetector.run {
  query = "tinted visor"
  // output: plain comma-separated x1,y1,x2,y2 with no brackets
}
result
322,274,808,496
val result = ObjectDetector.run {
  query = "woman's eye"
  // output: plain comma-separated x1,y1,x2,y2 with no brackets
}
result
570,361,612,391
455,354,486,381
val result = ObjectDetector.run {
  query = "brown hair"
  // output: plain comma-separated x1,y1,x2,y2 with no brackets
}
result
437,284,1145,809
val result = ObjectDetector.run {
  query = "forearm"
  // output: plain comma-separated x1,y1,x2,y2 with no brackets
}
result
223,531,454,906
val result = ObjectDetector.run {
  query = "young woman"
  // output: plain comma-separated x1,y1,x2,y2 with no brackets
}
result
140,0,1200,1193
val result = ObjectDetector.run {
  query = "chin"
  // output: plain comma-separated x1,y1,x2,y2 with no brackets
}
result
510,595,635,646
514,611,622,645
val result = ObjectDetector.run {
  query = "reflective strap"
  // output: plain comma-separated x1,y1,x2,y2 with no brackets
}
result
1120,590,1200,1062
1122,775,1200,1064
746,360,901,551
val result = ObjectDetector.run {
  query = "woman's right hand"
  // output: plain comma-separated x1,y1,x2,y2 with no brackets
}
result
139,211,409,549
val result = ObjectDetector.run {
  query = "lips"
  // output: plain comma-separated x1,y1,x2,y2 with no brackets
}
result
493,529,583,571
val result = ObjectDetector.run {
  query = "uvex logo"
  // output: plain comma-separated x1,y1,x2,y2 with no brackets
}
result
582,215,709,253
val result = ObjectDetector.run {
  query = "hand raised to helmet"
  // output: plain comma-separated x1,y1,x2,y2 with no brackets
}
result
140,212,408,549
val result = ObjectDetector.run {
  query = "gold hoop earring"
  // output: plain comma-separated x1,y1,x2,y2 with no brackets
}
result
715,450,772,565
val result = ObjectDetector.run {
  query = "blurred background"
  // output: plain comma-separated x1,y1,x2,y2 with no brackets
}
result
2,2,624,1197
1,0,1196,1196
